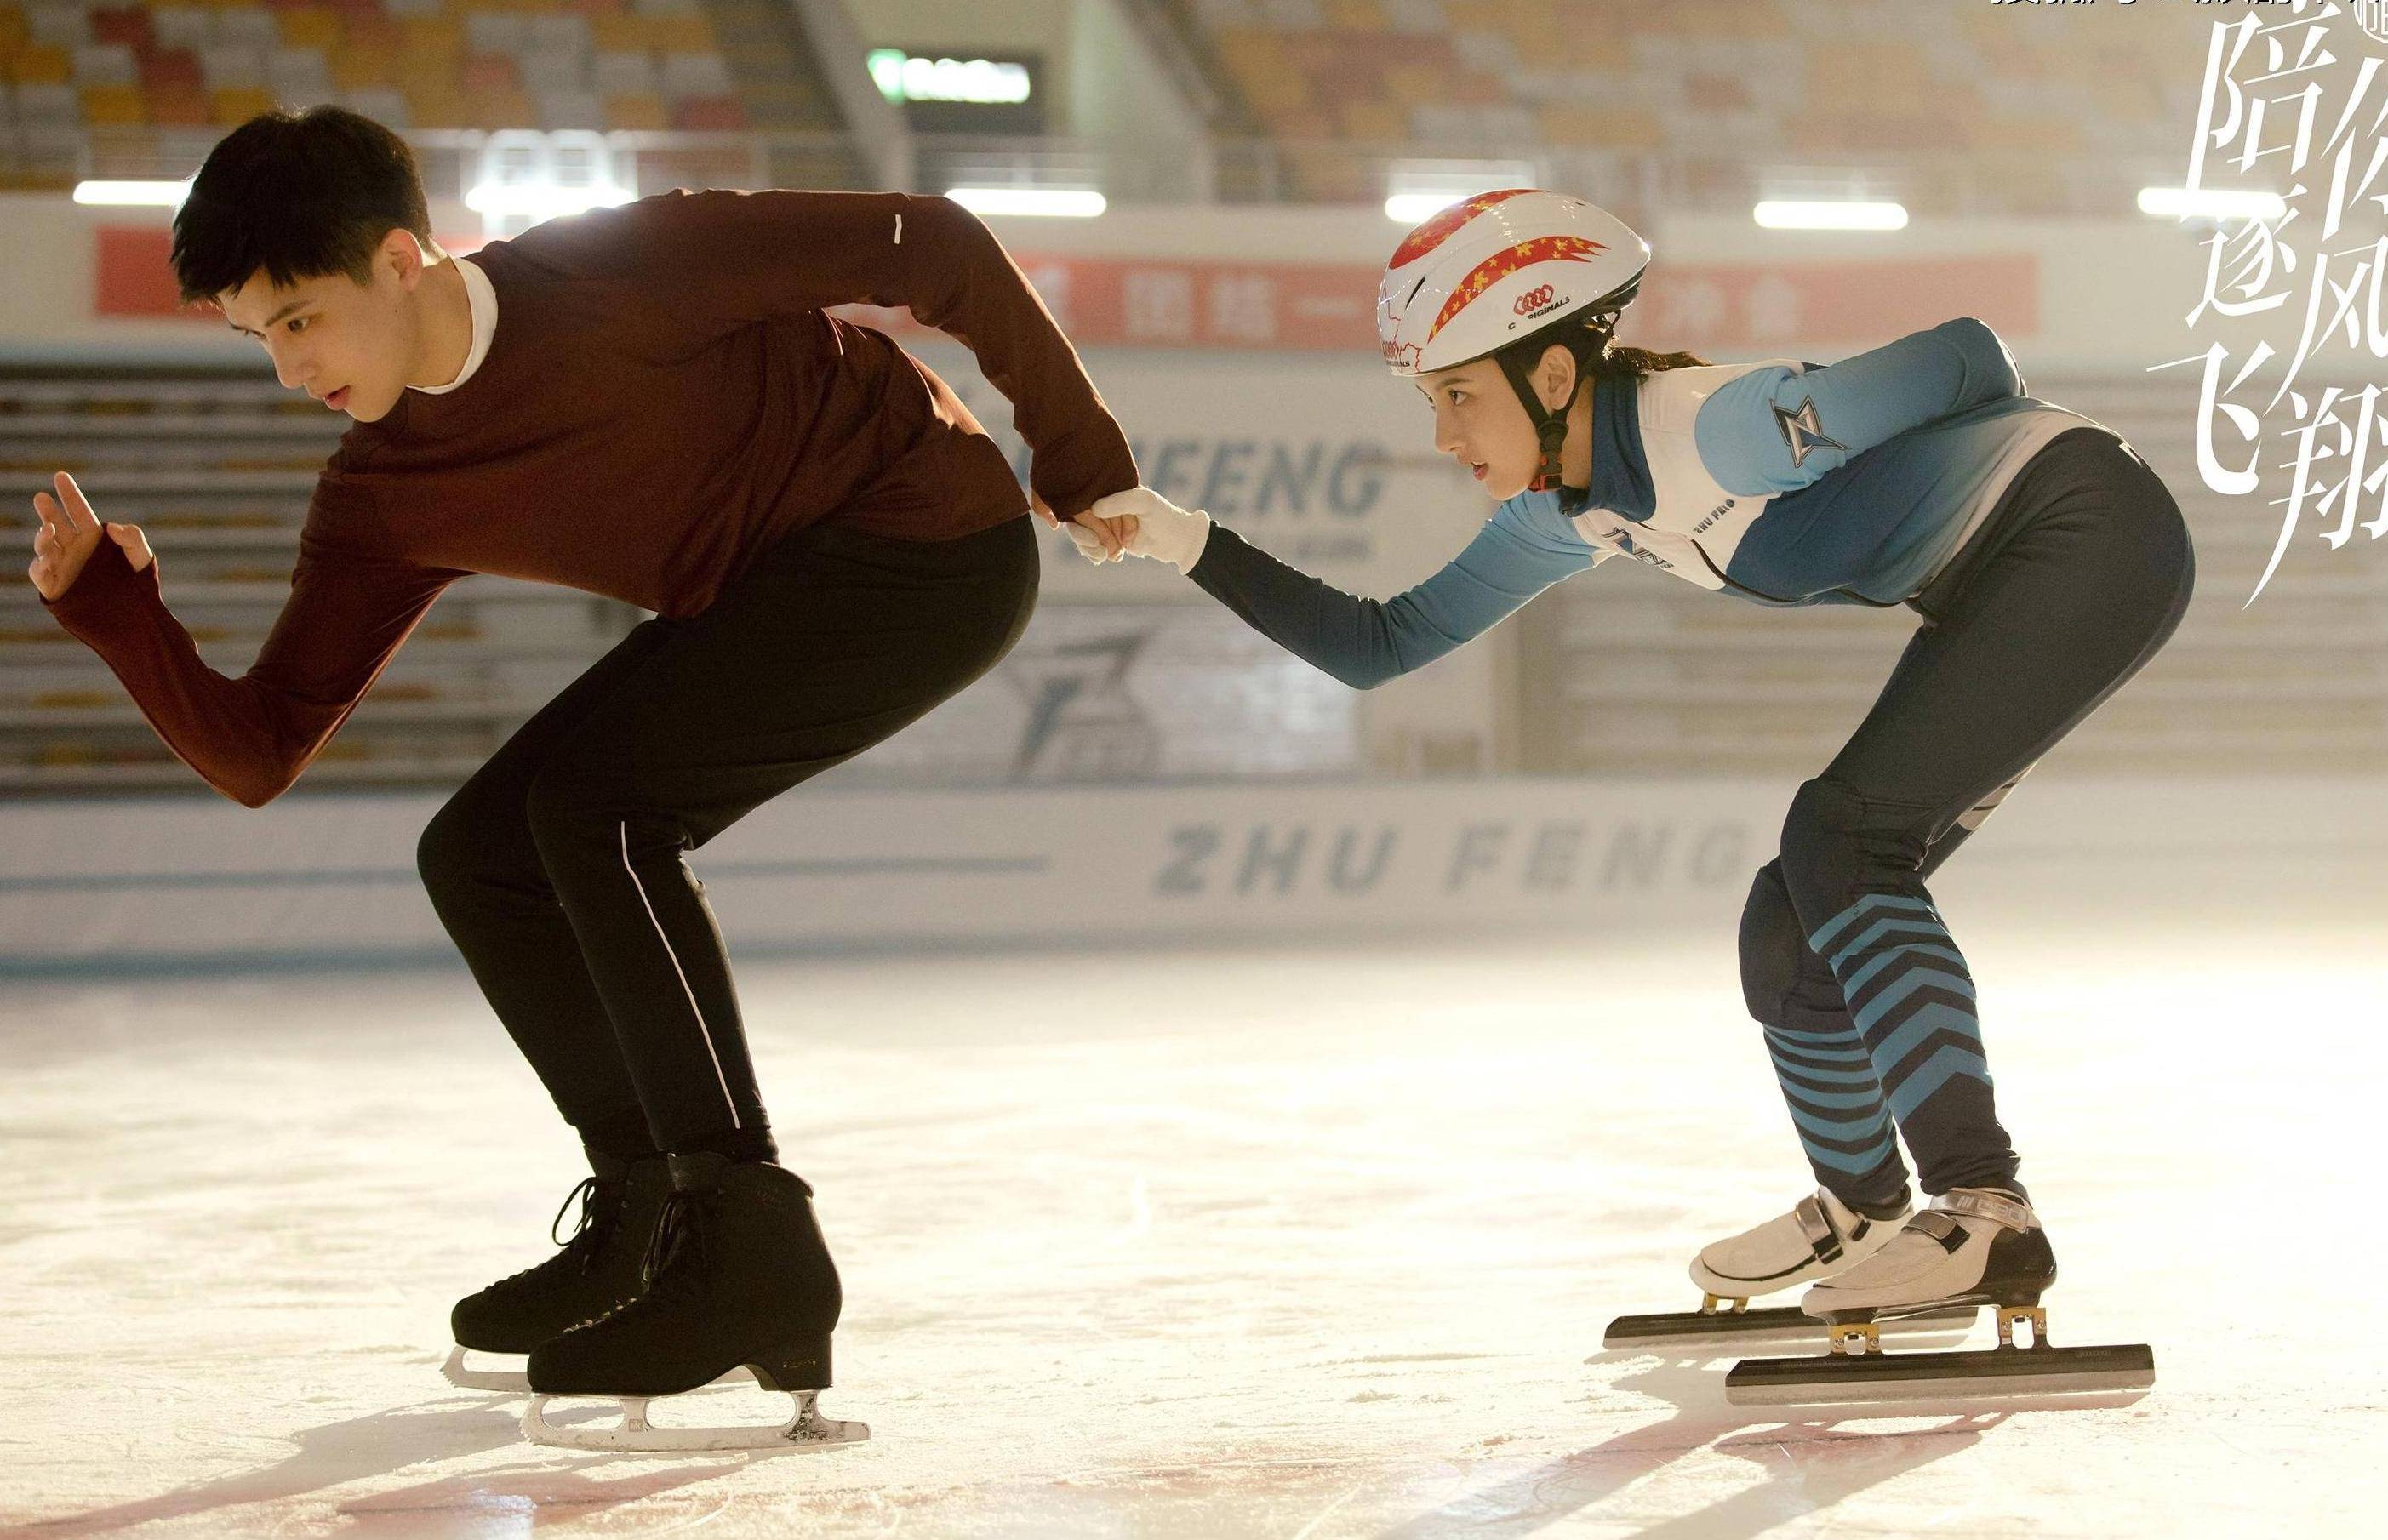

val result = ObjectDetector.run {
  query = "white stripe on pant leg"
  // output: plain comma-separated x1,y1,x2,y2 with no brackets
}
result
620,819,741,1129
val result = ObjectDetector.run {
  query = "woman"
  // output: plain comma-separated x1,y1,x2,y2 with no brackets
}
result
1072,190,2194,1347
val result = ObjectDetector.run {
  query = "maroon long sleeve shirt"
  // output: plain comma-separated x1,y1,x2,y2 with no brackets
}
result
41,190,1138,807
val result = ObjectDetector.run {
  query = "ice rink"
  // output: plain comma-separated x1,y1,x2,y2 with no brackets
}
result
3,915,2381,1538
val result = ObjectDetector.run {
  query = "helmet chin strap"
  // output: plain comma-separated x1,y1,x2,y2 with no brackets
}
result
1494,346,1578,493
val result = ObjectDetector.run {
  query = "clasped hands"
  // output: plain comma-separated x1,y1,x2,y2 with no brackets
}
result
1060,487,1213,574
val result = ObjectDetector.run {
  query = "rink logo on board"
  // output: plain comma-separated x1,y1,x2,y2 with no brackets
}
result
1014,436,1390,521
1006,634,1159,781
1154,818,1751,898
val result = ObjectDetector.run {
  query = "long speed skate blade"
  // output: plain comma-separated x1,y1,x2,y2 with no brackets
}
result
522,1389,870,1452
1725,1342,2155,1406
1602,1303,1976,1351
445,1347,754,1397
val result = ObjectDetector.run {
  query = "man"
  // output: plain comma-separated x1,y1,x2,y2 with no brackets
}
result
30,106,1134,1448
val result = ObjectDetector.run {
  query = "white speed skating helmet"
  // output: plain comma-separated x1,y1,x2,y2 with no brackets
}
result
1378,189,1649,490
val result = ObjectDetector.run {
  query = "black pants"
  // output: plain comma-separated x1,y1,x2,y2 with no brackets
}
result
418,515,1039,1154
1738,429,2196,1207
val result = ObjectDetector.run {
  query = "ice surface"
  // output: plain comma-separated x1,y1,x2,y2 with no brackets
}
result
2,914,2381,1537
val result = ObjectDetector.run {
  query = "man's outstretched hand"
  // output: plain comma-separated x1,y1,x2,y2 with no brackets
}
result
29,471,151,603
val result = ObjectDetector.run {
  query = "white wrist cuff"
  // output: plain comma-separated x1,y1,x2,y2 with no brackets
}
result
1157,510,1212,574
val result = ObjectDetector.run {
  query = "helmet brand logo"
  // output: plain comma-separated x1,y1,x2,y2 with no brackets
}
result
1514,284,1556,315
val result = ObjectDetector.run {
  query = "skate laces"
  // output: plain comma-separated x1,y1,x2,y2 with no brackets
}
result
639,1188,715,1297
550,1178,600,1246
545,1176,626,1276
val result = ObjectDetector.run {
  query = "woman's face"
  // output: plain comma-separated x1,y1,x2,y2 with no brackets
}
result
1415,346,1574,501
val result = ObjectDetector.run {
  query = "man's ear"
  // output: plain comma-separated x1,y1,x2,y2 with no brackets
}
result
382,228,427,289
1537,343,1578,413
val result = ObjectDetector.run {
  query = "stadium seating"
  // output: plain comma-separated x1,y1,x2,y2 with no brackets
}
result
1175,0,2202,214
0,0,751,138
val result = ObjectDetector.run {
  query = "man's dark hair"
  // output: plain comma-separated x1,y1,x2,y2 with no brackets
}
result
171,106,438,305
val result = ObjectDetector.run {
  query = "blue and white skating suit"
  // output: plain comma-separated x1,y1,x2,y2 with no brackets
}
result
1185,317,2126,688
1185,316,2196,1209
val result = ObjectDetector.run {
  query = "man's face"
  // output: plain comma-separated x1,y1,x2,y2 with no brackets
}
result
218,243,413,423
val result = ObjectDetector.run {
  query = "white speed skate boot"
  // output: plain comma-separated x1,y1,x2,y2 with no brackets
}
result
1728,1188,2155,1406
1798,1187,2055,1345
1604,1188,1974,1351
1690,1187,1906,1303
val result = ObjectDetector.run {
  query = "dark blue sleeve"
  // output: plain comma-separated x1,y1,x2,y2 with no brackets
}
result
1185,494,1598,690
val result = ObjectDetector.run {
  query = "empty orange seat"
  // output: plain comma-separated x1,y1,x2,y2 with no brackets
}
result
331,47,392,88
80,83,146,125
1337,99,1405,142
644,14,712,53
277,7,342,52
9,45,72,86
590,14,644,53
346,16,404,56
211,85,278,124
149,83,213,127
141,47,207,92
603,91,666,130
400,17,462,60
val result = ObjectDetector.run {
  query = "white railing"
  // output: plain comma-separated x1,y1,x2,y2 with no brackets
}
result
4,123,2200,225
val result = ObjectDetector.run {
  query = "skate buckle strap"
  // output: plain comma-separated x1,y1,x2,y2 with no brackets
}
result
1793,1194,1843,1264
1927,1189,2033,1232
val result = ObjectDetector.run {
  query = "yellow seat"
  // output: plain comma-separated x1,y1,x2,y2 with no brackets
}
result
1443,0,1507,31
211,85,277,124
403,83,471,128
277,8,343,53
1536,101,1608,146
1337,98,1406,142
401,17,464,60
642,14,711,54
590,14,643,54
1389,64,1460,108
80,83,146,125
9,43,70,85
331,48,394,90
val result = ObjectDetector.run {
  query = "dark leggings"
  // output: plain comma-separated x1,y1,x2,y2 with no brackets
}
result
416,514,1039,1157
1739,429,2195,1208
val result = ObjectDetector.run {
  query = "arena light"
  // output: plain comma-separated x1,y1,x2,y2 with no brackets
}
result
1753,199,1910,231
868,48,1032,106
462,182,636,220
945,186,1106,218
1385,191,1465,224
2137,185,2288,221
73,179,191,207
